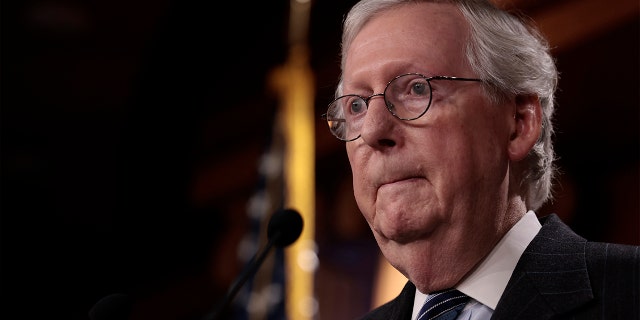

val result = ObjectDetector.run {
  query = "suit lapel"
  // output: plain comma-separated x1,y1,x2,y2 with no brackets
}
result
492,214,594,320
392,281,418,320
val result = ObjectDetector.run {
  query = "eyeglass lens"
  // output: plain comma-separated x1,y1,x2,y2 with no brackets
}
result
325,73,432,141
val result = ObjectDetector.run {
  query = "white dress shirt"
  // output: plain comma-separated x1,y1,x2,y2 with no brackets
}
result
411,210,542,320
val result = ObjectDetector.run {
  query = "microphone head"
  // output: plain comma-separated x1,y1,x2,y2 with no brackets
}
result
267,208,303,248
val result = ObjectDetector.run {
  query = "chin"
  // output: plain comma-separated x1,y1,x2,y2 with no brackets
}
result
374,211,436,244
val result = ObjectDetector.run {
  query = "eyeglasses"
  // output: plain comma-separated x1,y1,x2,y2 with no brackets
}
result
322,73,482,141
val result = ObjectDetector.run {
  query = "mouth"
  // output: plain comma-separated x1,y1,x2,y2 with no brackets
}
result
379,176,424,187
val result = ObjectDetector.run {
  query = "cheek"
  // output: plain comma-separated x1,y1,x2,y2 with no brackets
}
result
350,166,370,207
347,147,375,215
440,103,508,151
439,121,509,192
350,172,378,227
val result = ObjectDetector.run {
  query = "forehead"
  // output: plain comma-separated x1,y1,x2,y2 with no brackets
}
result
344,2,470,85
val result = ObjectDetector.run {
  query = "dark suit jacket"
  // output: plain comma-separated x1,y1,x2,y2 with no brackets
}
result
358,214,640,320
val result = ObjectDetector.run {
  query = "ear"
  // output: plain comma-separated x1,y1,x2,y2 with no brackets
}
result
508,94,542,161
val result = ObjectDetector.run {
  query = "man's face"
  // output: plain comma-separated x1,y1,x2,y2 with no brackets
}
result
343,2,517,291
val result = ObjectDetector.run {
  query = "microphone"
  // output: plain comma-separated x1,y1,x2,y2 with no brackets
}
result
203,208,304,320
267,208,304,248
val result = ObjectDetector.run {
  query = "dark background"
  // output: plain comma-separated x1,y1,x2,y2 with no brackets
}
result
2,0,638,319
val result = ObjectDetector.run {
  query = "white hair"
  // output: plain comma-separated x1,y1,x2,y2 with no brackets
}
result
338,0,558,210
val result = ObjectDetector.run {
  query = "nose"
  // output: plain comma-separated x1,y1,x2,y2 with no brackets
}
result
359,94,397,147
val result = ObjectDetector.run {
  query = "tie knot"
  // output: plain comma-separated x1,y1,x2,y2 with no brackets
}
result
418,288,470,320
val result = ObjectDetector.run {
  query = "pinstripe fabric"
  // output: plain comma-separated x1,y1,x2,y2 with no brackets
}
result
492,214,640,320
358,214,640,320
417,289,469,320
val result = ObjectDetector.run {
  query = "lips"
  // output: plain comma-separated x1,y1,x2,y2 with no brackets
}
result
378,175,425,188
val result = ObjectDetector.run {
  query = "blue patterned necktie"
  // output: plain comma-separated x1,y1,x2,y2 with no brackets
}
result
417,288,470,320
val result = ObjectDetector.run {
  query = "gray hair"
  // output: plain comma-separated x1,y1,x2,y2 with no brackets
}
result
338,0,558,210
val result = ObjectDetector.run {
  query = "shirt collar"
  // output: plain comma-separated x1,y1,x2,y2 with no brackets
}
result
412,211,541,318
456,210,541,309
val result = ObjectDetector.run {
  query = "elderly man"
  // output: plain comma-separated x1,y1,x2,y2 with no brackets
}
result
322,0,640,319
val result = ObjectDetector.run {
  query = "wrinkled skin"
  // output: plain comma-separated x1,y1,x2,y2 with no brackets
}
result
343,2,540,294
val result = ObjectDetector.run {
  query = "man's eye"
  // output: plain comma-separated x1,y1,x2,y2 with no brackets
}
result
410,81,428,96
349,98,366,114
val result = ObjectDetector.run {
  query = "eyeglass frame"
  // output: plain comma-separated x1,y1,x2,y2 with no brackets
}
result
322,73,483,141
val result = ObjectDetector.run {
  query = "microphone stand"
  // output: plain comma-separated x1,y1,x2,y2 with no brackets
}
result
203,231,281,320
